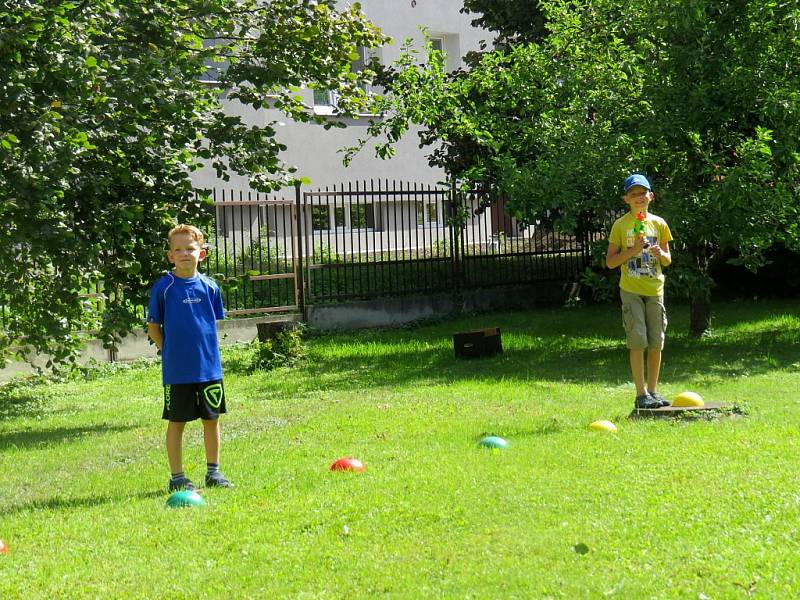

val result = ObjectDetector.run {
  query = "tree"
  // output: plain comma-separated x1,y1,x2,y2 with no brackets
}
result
460,0,548,46
365,0,800,335
0,0,386,368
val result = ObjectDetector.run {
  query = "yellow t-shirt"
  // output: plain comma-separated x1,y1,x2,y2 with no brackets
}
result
609,212,673,296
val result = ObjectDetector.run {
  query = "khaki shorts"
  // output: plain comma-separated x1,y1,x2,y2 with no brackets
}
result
620,289,667,350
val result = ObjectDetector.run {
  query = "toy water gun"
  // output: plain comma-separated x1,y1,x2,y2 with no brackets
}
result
633,212,650,248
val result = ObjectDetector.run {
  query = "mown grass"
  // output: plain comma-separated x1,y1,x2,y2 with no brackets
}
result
1,298,799,598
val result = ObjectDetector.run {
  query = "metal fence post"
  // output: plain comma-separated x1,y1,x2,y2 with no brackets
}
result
295,182,306,317
449,181,464,311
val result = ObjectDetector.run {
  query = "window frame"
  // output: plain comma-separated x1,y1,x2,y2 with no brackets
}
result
312,45,382,116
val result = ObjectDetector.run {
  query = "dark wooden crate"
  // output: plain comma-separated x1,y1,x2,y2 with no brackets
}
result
453,327,503,359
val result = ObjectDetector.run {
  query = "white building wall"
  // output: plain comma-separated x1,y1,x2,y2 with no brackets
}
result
191,0,492,196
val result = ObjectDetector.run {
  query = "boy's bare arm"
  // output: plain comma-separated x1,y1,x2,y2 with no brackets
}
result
147,323,163,350
606,238,646,269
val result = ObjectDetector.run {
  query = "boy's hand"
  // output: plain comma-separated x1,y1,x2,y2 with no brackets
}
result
631,236,648,253
650,244,663,257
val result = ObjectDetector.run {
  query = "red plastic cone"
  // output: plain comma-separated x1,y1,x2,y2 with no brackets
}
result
330,457,366,472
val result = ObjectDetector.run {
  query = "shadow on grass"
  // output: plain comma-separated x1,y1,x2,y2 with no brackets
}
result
1,489,166,517
477,417,565,440
0,423,137,451
249,303,800,395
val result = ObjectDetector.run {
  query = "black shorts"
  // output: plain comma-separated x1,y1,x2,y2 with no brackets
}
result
162,379,227,422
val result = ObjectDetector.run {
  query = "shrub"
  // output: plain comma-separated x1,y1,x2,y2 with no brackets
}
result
579,239,617,303
249,326,306,371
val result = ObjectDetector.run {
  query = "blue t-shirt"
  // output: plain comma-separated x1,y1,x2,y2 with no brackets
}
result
147,272,225,385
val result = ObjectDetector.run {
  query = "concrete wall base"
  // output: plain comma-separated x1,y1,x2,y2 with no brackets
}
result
0,314,301,382
306,282,574,330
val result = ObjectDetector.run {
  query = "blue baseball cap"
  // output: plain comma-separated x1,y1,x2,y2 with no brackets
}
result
623,173,651,192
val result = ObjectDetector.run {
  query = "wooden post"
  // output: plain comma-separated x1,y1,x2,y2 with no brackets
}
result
295,181,305,317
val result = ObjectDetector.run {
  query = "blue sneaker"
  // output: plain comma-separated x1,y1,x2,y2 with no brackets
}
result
205,472,234,488
168,477,196,492
635,393,660,409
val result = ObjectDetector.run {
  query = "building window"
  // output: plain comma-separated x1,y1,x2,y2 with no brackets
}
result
350,204,375,229
416,201,440,226
312,204,377,231
313,46,381,113
334,206,346,229
200,38,227,86
312,206,330,230
426,33,461,71
313,89,336,107
351,46,369,92
427,203,439,224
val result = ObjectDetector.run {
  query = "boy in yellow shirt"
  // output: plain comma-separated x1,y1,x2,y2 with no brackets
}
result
606,174,674,409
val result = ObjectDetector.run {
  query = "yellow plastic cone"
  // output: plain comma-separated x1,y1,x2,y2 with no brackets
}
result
589,420,617,432
673,391,704,407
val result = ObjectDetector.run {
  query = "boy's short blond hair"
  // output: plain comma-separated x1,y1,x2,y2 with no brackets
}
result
168,224,205,245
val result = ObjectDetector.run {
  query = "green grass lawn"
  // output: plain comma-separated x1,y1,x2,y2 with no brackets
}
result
1,298,800,598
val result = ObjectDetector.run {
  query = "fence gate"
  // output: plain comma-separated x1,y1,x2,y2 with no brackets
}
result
301,181,458,303
206,189,302,316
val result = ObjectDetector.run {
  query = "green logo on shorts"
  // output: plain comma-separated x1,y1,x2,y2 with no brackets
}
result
203,383,223,408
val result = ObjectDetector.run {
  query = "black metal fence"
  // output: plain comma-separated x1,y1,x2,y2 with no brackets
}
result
0,181,602,330
203,187,299,316
206,180,601,315
303,181,456,302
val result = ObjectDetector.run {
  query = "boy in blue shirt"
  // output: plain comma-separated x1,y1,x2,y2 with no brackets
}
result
606,174,674,409
147,224,234,492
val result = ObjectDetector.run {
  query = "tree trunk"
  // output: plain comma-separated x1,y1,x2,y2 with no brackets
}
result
689,296,711,337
